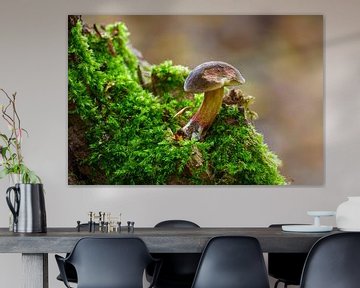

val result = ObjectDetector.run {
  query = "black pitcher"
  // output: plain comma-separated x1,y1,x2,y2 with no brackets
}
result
6,183,47,233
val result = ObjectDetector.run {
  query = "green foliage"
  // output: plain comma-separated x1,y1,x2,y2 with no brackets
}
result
193,108,286,185
151,60,189,96
0,89,41,184
68,20,286,185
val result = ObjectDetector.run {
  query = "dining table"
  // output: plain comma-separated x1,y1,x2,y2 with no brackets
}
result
0,226,340,288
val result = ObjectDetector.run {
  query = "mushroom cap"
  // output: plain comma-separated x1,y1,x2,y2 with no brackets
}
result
184,61,245,93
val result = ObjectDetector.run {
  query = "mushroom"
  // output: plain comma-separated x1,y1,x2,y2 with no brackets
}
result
180,61,245,140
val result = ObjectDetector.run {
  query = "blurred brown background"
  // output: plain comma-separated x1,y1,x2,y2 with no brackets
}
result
83,15,324,185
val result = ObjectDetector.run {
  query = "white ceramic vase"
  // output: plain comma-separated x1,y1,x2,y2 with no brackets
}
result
9,173,22,185
336,197,360,231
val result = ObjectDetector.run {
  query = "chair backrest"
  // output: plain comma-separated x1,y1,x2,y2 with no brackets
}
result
268,224,308,285
150,220,201,287
300,232,360,288
191,236,270,288
155,220,200,228
66,237,154,288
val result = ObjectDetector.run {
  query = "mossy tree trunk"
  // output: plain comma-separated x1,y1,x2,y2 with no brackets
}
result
68,16,286,185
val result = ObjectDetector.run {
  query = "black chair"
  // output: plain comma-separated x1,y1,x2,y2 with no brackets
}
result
268,224,308,288
300,232,360,288
56,223,99,284
154,220,200,229
147,220,201,288
55,237,160,288
191,236,270,288
56,262,77,284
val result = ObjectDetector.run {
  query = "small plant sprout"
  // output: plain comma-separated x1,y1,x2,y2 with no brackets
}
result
0,89,40,183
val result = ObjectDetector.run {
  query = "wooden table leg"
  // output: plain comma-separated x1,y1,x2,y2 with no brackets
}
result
22,253,48,288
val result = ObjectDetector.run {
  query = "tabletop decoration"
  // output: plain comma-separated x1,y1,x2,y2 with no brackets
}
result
282,211,335,233
336,197,360,231
0,88,46,233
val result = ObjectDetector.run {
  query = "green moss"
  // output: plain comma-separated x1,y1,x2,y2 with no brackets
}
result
68,20,286,185
151,60,189,97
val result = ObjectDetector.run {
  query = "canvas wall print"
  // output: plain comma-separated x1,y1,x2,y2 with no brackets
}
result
68,15,323,185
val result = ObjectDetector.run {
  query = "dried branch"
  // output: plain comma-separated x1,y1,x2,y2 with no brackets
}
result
0,89,40,183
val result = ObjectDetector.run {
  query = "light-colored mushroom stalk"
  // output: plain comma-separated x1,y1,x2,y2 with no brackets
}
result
182,87,224,140
181,61,245,140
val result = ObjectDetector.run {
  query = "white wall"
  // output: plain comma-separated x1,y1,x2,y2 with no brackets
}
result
1,0,360,287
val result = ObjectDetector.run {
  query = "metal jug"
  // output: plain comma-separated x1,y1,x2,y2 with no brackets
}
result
6,183,47,233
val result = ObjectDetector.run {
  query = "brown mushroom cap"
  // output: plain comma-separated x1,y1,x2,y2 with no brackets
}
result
184,61,245,93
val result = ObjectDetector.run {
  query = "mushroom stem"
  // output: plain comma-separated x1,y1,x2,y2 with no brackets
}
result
182,87,224,140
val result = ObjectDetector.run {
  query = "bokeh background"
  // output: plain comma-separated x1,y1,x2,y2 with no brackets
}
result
83,15,324,185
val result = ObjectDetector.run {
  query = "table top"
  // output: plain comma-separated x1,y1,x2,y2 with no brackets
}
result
0,227,340,254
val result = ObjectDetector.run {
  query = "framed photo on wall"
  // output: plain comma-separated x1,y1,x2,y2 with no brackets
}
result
68,15,323,185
